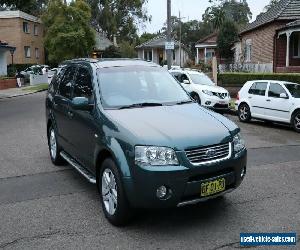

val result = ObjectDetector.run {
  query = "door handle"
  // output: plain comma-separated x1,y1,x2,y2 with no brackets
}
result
248,96,252,99
266,99,271,102
67,111,74,118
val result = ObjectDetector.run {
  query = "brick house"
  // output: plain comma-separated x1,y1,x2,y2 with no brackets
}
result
233,0,300,73
195,33,218,64
0,11,45,65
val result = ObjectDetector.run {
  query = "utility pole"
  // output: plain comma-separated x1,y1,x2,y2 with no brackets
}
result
167,0,172,70
179,11,182,68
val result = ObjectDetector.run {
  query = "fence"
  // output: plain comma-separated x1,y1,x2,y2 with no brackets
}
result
219,63,273,73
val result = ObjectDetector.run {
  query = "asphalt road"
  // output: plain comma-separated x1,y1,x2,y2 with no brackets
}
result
0,92,299,250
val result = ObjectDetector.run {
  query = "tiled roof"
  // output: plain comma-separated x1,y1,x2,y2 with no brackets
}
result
195,32,218,45
241,0,300,34
136,35,182,49
0,10,41,23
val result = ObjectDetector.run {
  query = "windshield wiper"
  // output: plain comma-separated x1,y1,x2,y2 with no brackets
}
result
176,100,194,105
118,102,163,109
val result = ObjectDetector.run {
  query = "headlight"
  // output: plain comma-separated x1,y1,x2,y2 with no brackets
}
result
233,133,245,153
135,146,179,166
202,90,214,96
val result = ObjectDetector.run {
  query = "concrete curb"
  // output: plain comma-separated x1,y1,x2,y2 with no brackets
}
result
0,89,47,100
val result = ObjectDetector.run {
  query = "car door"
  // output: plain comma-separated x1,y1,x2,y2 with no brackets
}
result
264,82,292,122
247,81,268,118
53,65,77,153
68,65,97,170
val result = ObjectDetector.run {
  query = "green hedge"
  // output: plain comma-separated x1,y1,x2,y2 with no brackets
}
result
218,73,300,86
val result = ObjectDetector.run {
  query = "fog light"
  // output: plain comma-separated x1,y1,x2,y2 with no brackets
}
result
205,101,211,105
241,167,246,178
156,185,167,199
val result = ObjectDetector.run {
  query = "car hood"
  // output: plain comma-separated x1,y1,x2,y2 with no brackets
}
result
105,103,238,150
193,84,228,93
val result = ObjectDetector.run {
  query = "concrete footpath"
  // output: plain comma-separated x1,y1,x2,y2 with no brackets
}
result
0,85,48,100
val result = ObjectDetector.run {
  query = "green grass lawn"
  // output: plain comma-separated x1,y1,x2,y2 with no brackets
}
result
22,83,49,92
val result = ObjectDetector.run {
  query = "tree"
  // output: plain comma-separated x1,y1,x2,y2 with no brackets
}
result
119,41,137,58
203,0,252,29
264,0,280,11
102,45,121,58
217,19,239,59
0,0,48,16
87,0,151,42
42,0,95,64
138,32,157,45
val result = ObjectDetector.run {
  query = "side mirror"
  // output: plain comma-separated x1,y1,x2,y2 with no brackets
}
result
183,79,190,84
280,93,288,99
71,97,93,111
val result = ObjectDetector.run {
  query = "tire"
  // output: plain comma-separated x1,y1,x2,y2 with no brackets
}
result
238,103,251,122
191,93,201,104
99,158,132,226
47,124,66,165
291,110,300,133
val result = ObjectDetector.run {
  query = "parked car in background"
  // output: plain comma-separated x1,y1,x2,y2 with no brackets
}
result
236,80,300,132
169,69,231,113
46,59,247,226
20,64,50,82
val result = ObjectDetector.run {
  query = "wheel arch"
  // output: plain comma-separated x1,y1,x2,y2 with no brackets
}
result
291,107,300,121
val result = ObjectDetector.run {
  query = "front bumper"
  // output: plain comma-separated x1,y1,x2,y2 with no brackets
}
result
124,149,247,208
201,96,230,111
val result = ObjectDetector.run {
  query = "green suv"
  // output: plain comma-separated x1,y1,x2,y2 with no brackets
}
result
46,59,247,226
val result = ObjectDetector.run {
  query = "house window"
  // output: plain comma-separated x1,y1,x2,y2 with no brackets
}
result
205,50,215,59
143,50,152,61
292,33,300,58
35,48,39,59
245,39,252,62
23,22,29,33
24,46,31,58
34,25,38,36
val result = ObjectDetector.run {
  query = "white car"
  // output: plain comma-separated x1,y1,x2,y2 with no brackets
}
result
236,80,300,132
169,69,231,112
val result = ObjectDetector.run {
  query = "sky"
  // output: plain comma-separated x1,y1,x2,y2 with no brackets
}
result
141,0,271,33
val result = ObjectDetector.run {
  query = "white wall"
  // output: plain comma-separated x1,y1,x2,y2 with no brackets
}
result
0,49,8,76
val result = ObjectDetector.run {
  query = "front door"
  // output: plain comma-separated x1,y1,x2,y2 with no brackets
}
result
264,82,292,122
247,81,268,118
68,65,96,171
53,65,77,153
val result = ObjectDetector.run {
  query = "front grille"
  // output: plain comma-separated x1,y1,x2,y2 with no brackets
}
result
213,103,229,109
185,143,231,165
213,92,227,99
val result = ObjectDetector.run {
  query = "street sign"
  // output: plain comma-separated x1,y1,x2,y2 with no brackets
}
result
165,41,174,50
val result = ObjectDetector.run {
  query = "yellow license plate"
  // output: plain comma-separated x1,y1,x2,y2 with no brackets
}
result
201,178,225,197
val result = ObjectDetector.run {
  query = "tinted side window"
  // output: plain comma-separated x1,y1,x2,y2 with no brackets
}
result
59,66,76,99
171,73,182,83
248,82,268,96
268,83,287,98
73,67,93,98
50,67,66,93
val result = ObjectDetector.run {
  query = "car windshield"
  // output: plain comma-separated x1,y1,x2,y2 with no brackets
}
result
98,66,191,109
189,73,215,86
285,83,300,98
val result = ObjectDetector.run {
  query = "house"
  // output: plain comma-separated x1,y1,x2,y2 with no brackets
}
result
233,0,300,73
0,11,45,65
195,33,218,64
0,41,15,76
92,31,114,58
136,35,190,66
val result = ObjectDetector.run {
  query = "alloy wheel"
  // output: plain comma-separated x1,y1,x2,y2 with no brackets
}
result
294,114,300,130
102,168,118,215
239,105,249,121
49,129,57,160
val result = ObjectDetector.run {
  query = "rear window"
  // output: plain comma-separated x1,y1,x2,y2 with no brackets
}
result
248,82,268,96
